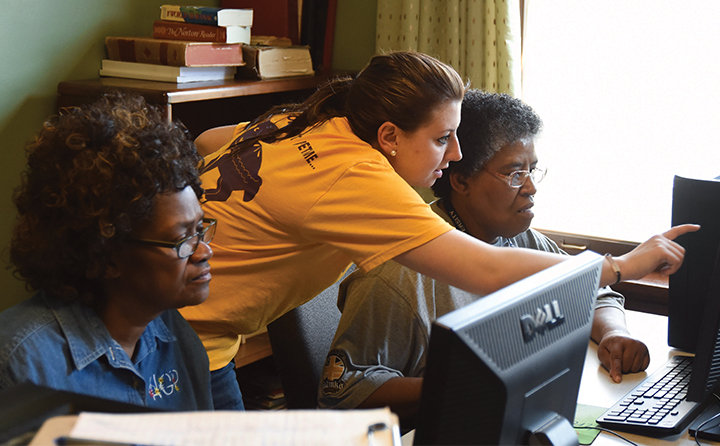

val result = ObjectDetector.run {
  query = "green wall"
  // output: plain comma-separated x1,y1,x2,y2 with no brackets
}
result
332,0,376,72
0,0,375,312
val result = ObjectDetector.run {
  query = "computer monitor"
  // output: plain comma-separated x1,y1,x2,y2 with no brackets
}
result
413,251,603,446
685,243,720,439
687,242,720,400
668,175,720,352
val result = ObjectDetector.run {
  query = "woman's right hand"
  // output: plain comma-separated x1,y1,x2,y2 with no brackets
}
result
614,224,700,283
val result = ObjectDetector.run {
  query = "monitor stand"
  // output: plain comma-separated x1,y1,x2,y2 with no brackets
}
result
528,414,579,446
689,400,720,441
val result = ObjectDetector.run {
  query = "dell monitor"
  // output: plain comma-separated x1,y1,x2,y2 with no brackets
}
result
668,175,720,352
413,251,603,446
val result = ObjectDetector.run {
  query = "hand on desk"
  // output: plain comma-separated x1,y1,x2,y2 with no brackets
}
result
592,306,650,383
597,331,650,383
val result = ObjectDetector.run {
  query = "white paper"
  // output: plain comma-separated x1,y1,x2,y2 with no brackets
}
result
69,408,400,446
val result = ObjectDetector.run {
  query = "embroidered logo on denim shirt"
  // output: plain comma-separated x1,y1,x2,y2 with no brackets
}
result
148,369,180,400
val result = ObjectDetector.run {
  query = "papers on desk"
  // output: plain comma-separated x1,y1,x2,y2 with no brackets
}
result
67,408,401,446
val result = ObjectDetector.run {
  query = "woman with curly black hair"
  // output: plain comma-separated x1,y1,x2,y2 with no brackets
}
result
0,93,240,410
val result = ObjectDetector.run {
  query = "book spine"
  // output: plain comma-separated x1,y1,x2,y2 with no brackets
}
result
107,37,187,66
160,5,220,26
153,20,228,43
105,37,244,67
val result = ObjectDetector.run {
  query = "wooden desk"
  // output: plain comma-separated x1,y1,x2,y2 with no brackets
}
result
57,74,335,137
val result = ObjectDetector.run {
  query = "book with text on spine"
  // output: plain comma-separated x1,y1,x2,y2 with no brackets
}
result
238,45,314,80
99,60,237,83
153,20,251,44
105,36,244,67
160,5,253,27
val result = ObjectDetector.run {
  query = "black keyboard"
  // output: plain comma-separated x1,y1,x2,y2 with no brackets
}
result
596,355,707,436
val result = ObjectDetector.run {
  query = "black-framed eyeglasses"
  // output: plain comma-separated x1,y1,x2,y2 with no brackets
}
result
128,218,217,259
486,166,547,188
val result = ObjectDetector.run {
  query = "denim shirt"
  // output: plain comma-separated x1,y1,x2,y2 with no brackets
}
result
0,291,213,410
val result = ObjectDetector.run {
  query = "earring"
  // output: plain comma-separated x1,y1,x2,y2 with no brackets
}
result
390,149,397,157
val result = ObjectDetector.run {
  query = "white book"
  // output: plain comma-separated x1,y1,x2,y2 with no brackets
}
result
99,60,236,83
224,25,252,44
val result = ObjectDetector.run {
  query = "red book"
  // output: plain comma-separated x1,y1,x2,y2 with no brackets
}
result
105,36,244,67
152,20,251,44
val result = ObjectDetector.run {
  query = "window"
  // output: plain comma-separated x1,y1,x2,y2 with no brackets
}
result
522,1,720,243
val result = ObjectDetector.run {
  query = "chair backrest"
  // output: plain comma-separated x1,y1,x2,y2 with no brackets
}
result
266,265,356,409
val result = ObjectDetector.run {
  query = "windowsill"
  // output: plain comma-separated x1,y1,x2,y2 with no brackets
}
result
612,273,669,316
537,229,669,316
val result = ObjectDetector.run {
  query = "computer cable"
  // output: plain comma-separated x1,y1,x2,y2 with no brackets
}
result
693,393,720,446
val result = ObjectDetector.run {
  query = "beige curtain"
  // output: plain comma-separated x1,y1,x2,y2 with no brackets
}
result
375,0,522,96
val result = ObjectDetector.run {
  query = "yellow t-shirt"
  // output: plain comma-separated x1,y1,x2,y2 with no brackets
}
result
181,116,453,370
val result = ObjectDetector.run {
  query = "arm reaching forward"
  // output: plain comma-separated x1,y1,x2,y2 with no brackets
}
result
394,224,700,296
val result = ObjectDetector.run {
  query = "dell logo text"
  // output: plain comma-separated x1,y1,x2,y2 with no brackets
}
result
520,300,566,342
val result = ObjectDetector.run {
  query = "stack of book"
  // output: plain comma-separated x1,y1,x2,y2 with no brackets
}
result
237,358,288,411
100,5,253,83
242,374,287,411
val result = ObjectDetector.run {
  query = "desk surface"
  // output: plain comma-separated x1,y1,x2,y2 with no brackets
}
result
578,310,711,445
402,310,717,446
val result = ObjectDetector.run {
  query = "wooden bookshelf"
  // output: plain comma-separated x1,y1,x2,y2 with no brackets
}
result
234,332,273,368
57,74,335,137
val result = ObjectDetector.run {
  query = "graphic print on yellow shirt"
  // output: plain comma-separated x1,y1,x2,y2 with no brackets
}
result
188,117,454,370
203,120,277,203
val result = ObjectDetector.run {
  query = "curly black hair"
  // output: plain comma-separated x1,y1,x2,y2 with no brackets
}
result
431,89,543,199
10,92,204,304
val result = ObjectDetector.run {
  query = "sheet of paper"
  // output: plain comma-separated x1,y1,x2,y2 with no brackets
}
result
573,403,606,445
69,408,400,446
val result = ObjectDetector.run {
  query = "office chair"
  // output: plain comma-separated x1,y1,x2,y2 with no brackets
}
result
266,264,356,409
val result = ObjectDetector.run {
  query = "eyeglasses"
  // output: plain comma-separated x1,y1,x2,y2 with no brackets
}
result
486,166,547,188
128,218,217,259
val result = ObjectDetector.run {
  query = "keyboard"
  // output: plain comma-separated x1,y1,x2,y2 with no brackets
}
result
596,355,708,437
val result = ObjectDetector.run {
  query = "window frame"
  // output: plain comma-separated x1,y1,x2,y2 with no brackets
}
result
537,230,668,315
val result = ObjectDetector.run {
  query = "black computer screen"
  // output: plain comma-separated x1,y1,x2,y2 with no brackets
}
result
413,251,603,445
668,175,720,352
682,242,720,440
686,242,720,403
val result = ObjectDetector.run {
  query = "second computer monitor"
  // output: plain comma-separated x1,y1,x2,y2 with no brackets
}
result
668,175,720,352
413,251,603,446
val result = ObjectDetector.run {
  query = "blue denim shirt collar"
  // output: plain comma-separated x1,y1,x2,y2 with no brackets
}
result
41,293,177,372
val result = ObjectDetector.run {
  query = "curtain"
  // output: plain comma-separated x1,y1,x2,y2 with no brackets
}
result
375,0,522,96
